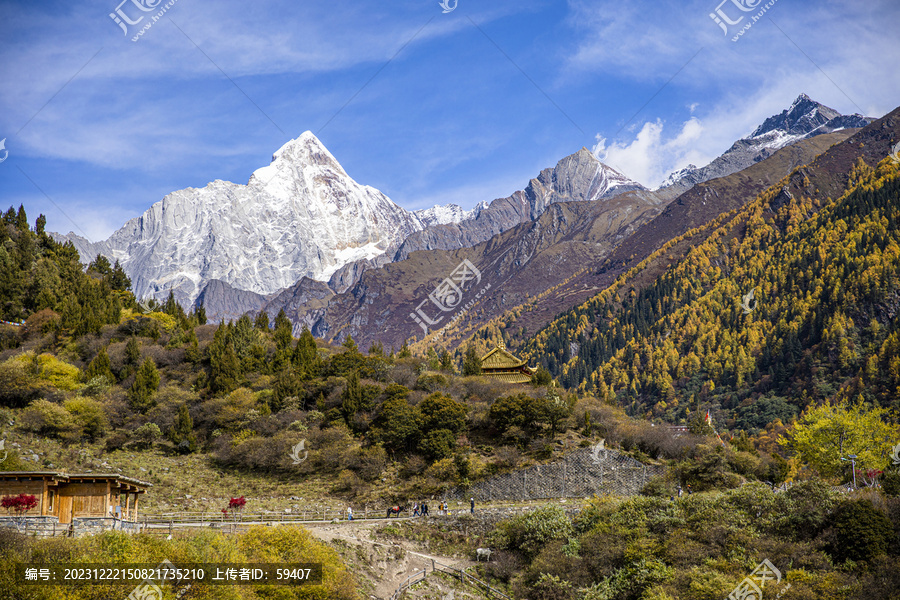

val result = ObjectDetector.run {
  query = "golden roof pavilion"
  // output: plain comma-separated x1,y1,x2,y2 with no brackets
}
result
480,342,536,384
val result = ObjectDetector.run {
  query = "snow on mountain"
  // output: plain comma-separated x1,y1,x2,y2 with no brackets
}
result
59,132,437,307
659,94,872,192
414,201,489,227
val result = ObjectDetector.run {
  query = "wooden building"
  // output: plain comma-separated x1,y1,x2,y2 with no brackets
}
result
480,343,536,384
0,472,151,524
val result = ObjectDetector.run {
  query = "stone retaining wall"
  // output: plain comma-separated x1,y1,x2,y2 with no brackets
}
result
445,446,666,502
0,516,141,537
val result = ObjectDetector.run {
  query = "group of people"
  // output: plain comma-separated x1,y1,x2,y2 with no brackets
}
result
411,497,476,516
345,496,479,521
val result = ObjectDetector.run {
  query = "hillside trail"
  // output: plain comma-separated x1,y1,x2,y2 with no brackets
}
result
306,518,480,600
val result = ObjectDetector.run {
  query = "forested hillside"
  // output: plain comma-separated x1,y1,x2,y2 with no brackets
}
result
522,156,900,431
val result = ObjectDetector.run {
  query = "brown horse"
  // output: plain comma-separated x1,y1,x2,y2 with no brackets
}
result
386,505,406,518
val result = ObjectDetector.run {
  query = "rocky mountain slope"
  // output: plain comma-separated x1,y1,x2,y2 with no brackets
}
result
391,148,646,261
658,94,871,195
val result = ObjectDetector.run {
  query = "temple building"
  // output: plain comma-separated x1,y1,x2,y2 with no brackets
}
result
480,342,536,384
0,472,151,524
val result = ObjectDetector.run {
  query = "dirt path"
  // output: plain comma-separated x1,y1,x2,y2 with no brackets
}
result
305,519,479,600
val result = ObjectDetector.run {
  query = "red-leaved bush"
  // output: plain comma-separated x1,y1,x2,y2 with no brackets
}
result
1,494,38,515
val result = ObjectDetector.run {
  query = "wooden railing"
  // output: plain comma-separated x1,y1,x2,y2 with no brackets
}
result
389,569,428,600
388,558,511,600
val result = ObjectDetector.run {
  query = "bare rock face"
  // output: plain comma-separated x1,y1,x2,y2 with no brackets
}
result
194,280,268,324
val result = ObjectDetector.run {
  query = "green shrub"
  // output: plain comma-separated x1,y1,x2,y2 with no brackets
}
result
12,352,82,391
881,471,900,497
19,399,80,440
63,397,109,441
495,504,574,560
0,361,43,408
418,428,456,460
416,372,448,392
132,423,162,449
641,476,674,498
825,499,896,563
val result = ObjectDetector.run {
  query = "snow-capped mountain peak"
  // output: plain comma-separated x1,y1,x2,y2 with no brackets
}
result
750,94,841,139
659,94,871,193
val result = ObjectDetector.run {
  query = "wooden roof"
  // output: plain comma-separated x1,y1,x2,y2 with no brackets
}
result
481,343,527,370
0,472,152,492
484,371,534,384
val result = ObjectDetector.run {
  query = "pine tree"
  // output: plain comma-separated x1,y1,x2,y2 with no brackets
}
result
108,260,131,292
129,358,160,412
208,323,240,394
183,328,200,364
292,326,320,378
254,311,270,331
84,346,115,384
125,337,141,366
35,214,46,237
169,404,197,453
462,345,482,376
439,349,456,373
15,205,28,231
341,370,362,426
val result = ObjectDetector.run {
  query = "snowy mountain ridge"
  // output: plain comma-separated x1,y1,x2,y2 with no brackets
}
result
657,94,871,193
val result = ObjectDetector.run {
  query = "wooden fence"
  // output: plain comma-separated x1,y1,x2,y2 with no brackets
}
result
389,558,511,600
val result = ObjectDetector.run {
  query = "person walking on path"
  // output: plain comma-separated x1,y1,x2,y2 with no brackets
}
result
413,502,419,517
347,506,353,521
422,502,428,516
470,497,475,514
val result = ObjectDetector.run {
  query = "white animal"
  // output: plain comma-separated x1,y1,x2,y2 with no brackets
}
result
475,548,492,562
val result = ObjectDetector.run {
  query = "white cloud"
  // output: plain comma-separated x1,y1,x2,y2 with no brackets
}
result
592,117,707,188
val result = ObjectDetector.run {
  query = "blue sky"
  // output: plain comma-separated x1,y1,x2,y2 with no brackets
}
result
1,0,898,242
